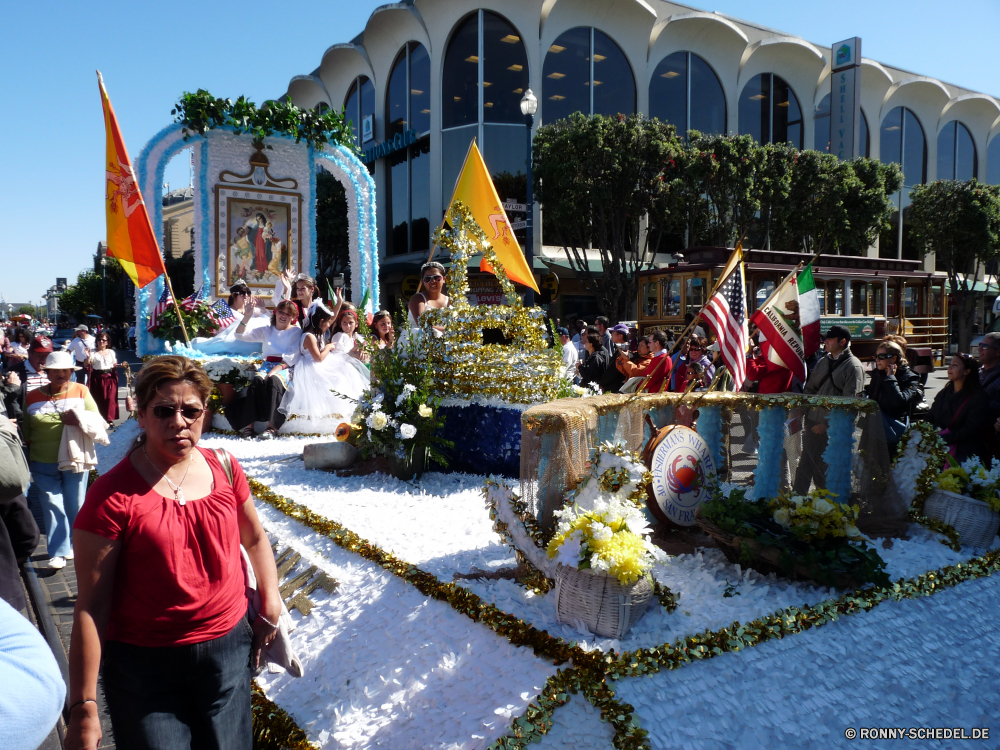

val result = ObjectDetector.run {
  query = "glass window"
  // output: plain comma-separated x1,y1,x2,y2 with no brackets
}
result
870,283,884,316
542,27,590,123
442,11,530,205
543,27,635,123
643,279,659,318
685,276,706,315
410,138,431,254
649,51,725,138
593,30,635,118
988,137,1000,186
850,281,868,316
820,280,843,315
385,42,433,256
937,121,977,181
931,284,943,316
410,42,431,135
443,14,479,128
904,285,922,317
388,148,408,256
860,110,870,158
880,107,926,259
344,76,375,148
754,279,775,313
739,74,802,148
887,286,897,318
386,51,408,139
815,280,826,315
663,278,681,316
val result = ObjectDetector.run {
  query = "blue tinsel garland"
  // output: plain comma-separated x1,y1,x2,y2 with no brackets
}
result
823,409,857,503
696,404,724,472
752,406,786,500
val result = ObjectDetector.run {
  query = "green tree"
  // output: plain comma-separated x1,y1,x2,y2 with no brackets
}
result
533,113,684,319
908,180,1000,353
315,171,350,293
766,151,902,255
16,305,35,316
684,132,774,248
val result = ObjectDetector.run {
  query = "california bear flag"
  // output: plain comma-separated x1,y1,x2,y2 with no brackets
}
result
749,263,821,382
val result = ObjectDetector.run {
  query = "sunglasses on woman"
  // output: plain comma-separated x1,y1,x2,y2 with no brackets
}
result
423,275,443,283
151,405,206,422
876,353,895,360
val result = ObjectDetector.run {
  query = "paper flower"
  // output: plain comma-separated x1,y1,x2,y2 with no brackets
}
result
773,507,791,527
417,404,433,418
399,423,417,440
367,411,388,431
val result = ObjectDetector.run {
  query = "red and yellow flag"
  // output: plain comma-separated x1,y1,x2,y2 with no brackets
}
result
446,141,539,293
98,72,166,288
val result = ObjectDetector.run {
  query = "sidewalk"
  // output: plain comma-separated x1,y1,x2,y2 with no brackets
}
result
21,371,136,749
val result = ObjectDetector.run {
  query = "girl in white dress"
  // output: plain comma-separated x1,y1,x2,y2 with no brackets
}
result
279,303,369,431
331,307,373,381
398,262,450,350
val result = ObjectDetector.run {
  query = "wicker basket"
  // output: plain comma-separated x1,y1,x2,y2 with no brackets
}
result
694,509,863,589
553,565,653,639
924,488,1000,548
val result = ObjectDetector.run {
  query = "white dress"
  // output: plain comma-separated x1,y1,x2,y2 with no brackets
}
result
397,293,446,351
278,331,370,428
191,309,269,356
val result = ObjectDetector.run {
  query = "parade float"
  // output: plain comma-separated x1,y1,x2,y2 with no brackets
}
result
102,91,1000,749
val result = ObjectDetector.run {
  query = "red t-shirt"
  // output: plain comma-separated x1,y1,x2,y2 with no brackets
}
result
74,447,250,647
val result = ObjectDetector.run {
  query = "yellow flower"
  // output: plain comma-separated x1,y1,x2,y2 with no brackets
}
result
417,404,433,418
936,475,963,494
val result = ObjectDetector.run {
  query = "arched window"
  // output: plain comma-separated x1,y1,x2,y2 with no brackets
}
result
543,27,636,123
937,121,978,181
344,76,375,149
441,11,530,209
813,94,869,156
649,51,726,137
738,74,803,148
385,42,432,257
988,136,1000,186
879,106,927,260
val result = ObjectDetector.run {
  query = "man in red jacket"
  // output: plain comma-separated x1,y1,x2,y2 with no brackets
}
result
745,340,794,395
617,331,672,392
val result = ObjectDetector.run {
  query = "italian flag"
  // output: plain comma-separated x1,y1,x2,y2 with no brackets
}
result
797,264,821,356
749,263,821,382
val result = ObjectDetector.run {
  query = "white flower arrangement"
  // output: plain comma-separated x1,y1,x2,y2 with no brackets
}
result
200,357,256,388
565,441,651,511
367,411,388,431
399,423,417,440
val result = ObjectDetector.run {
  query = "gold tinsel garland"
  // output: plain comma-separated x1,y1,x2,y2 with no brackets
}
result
420,202,563,404
251,681,317,749
248,474,1000,750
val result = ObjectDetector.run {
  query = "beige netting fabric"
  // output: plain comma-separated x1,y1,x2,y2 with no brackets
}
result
521,392,908,535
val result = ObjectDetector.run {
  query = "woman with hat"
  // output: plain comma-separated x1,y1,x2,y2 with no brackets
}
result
22,351,101,569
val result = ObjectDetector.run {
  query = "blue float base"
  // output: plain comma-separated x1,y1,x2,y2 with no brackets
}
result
436,400,525,478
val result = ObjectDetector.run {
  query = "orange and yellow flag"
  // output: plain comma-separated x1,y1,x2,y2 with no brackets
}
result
445,141,539,293
98,72,166,288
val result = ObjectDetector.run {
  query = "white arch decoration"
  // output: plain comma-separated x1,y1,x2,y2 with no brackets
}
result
133,126,378,356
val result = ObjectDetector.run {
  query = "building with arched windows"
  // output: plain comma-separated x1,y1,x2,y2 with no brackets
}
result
283,0,1000,313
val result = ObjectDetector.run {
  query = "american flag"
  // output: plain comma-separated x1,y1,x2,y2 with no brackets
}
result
180,285,208,311
209,299,236,329
147,286,173,331
700,259,749,390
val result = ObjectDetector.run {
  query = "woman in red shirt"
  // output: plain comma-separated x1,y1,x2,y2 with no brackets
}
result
66,356,281,750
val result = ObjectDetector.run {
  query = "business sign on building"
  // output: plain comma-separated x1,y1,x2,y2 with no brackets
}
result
831,37,862,161
820,316,875,340
361,129,419,164
467,274,506,305
362,115,374,144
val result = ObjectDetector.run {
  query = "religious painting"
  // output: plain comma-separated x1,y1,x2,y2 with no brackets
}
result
215,186,302,298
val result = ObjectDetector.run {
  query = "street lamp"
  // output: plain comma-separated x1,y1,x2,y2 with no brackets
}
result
519,88,538,306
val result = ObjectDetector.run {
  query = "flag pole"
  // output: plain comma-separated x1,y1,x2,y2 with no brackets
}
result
415,138,481,298
668,231,748,356
162,272,191,345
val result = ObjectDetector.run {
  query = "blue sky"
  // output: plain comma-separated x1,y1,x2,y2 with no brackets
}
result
3,0,998,307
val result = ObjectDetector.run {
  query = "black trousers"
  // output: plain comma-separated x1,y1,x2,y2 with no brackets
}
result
227,375,287,433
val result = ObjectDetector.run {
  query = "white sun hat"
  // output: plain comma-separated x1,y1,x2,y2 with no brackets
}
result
42,351,81,371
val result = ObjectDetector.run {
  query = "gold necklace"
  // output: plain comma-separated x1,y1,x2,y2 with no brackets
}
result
143,446,194,505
